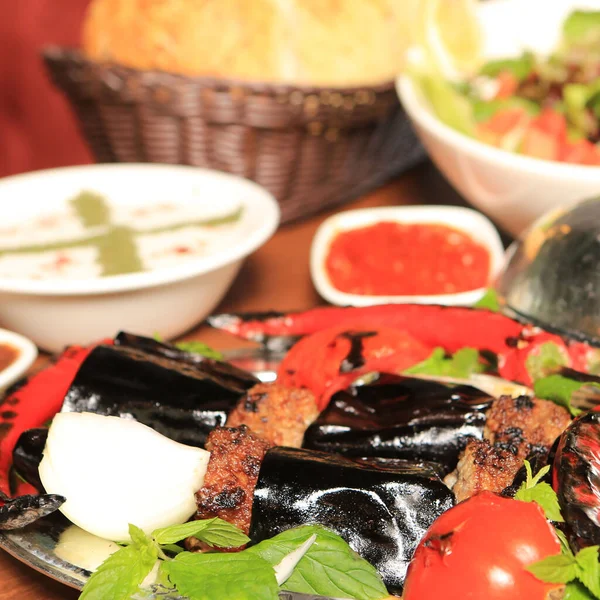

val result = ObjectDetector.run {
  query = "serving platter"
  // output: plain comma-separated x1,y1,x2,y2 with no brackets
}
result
0,347,310,600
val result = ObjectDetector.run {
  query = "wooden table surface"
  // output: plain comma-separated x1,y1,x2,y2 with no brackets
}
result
0,161,480,599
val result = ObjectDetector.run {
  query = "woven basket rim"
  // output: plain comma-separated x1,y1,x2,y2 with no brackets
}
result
43,45,398,96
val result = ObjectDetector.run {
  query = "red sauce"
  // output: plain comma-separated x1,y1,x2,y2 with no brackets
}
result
325,222,491,296
0,344,18,372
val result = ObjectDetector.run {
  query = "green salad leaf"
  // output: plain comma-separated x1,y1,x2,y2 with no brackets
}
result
514,461,563,522
405,347,484,379
80,524,158,600
472,97,540,122
153,518,249,548
563,11,600,45
162,552,279,600
248,526,388,600
415,72,475,135
479,51,535,81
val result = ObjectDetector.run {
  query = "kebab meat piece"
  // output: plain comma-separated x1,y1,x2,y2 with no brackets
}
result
447,395,571,501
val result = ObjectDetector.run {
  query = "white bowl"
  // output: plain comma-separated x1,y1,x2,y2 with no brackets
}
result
0,164,279,353
310,205,505,307
0,328,37,391
397,0,600,237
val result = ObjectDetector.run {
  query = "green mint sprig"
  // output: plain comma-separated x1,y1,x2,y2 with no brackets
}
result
80,522,388,600
153,333,224,361
405,347,485,379
515,462,600,600
80,519,249,600
514,460,564,522
528,546,600,599
534,373,600,417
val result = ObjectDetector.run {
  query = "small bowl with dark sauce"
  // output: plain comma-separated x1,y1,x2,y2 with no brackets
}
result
0,329,37,391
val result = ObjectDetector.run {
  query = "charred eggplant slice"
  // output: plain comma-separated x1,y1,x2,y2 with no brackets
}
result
61,342,259,448
0,492,65,530
554,410,600,550
11,428,48,492
114,332,258,391
303,374,493,472
249,446,455,595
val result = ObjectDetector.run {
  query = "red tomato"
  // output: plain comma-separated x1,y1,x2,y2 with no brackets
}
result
477,107,529,147
495,71,519,100
561,139,600,166
521,125,560,161
403,492,562,600
535,108,568,143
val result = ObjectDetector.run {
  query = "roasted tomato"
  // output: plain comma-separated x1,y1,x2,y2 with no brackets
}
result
403,492,562,600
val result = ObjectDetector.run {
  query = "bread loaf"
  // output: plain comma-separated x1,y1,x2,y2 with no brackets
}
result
82,0,417,86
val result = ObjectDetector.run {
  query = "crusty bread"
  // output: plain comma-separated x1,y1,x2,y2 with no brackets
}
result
82,0,417,86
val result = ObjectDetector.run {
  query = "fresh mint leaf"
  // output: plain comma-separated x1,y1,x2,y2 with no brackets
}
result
405,347,484,379
474,288,501,311
527,553,578,583
526,342,570,382
529,545,600,600
80,524,158,600
534,374,587,417
129,523,154,548
515,461,564,522
160,544,185,555
556,528,574,556
163,552,279,600
153,333,223,360
575,546,600,598
565,581,597,600
153,518,249,548
175,341,223,361
248,525,388,600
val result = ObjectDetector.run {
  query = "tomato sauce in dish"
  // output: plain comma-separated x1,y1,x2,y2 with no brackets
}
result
325,222,491,296
0,343,18,372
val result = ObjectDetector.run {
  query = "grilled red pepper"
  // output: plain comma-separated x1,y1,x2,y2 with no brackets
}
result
208,305,524,354
0,344,100,497
210,306,599,388
278,327,433,410
554,410,600,551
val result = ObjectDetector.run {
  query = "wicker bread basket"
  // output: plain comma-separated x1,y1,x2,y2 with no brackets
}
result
44,48,425,224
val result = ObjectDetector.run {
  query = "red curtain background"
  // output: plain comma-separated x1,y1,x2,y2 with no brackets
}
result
0,0,93,177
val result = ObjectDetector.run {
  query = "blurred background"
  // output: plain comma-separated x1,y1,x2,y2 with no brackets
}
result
0,0,92,177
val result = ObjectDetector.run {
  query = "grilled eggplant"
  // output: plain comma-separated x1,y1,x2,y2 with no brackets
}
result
61,337,260,448
12,428,48,492
303,374,493,472
249,446,455,595
554,410,600,551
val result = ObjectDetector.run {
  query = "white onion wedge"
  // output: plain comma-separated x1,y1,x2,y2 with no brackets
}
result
39,412,209,542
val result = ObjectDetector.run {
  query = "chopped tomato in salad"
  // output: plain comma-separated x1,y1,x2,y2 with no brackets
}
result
419,10,600,166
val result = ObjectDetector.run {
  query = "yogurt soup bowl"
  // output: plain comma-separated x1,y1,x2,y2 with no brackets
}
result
0,164,280,352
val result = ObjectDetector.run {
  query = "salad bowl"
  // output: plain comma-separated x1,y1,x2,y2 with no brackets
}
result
397,0,600,237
